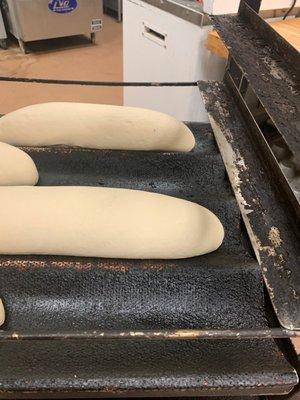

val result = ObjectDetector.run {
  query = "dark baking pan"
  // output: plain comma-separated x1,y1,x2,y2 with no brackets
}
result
0,123,298,398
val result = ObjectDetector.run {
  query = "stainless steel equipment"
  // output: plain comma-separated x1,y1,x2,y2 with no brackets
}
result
103,0,122,22
1,0,103,53
0,8,7,48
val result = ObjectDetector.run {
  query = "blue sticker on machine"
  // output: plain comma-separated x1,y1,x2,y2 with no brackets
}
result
48,0,78,14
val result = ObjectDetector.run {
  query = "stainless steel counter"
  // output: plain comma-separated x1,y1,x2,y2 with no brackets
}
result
135,0,300,27
139,0,211,26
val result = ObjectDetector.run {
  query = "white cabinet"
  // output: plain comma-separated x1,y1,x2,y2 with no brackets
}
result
123,0,226,122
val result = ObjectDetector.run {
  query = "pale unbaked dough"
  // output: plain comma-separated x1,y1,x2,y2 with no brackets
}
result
0,142,39,186
0,187,224,259
0,103,195,152
0,299,5,327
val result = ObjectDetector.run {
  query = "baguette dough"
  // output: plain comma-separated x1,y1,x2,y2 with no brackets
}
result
0,142,39,186
0,187,224,259
0,299,5,327
0,103,195,152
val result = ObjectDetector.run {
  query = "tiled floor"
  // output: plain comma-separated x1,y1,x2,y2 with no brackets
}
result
0,14,123,114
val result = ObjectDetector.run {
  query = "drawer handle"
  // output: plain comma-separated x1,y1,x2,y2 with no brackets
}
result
142,22,167,47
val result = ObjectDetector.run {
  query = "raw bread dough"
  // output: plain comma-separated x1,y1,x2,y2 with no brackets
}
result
0,187,224,259
0,103,195,152
0,299,5,327
0,142,39,186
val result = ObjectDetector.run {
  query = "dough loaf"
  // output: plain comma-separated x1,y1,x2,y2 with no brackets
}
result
0,299,5,327
0,103,195,152
0,142,39,186
0,187,224,259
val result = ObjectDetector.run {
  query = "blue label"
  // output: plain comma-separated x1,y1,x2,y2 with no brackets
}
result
48,0,78,14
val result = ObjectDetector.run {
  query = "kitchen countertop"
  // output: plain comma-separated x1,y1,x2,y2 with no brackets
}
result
135,0,211,26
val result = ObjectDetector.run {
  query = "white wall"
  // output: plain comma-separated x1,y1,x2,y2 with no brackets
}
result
203,0,300,15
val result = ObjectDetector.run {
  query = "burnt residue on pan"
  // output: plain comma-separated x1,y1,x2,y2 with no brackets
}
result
0,122,297,397
211,7,300,165
199,80,300,332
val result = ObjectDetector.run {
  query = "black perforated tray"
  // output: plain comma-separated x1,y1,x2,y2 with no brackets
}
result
0,123,297,398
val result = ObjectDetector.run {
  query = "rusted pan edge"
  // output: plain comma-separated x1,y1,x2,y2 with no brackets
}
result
0,328,299,341
198,81,300,331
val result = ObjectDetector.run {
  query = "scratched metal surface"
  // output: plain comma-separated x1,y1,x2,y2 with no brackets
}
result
211,4,300,165
198,82,300,332
0,124,298,398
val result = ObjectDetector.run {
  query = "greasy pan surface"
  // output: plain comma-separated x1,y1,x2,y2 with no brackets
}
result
0,124,297,398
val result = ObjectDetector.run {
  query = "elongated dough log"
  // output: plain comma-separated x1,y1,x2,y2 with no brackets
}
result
0,299,5,327
0,103,195,152
0,187,224,259
0,142,39,186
